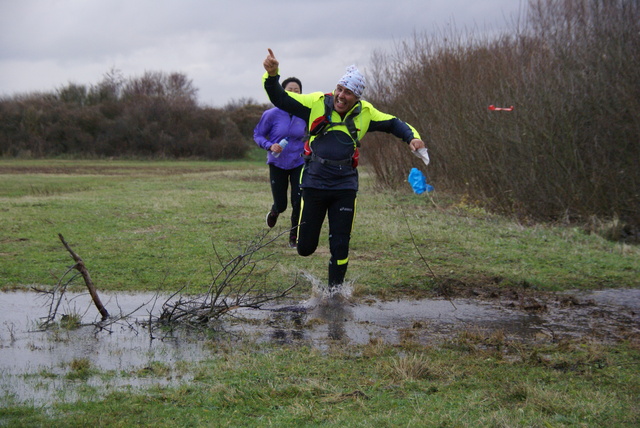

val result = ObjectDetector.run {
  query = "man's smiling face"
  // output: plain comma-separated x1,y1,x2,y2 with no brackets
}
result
333,85,359,115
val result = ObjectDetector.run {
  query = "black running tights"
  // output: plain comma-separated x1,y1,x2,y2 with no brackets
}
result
269,164,303,236
296,188,357,286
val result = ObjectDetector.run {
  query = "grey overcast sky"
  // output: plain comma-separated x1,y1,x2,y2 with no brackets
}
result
0,0,526,107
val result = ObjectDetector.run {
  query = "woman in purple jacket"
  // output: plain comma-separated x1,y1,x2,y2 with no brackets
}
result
253,77,307,247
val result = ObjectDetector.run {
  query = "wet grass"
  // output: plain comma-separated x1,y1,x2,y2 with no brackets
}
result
1,159,637,296
1,158,639,426
1,340,638,426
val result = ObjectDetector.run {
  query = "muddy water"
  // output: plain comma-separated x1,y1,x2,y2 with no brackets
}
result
1,287,638,405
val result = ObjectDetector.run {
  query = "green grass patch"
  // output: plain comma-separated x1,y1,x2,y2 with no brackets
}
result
1,340,638,426
1,159,638,295
1,159,639,426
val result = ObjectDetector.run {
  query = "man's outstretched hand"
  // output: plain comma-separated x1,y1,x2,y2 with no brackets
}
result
409,139,425,151
263,48,279,76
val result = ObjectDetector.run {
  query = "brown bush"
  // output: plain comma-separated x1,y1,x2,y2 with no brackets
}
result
0,71,251,160
365,0,639,230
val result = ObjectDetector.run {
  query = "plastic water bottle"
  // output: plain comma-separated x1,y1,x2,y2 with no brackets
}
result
272,138,288,158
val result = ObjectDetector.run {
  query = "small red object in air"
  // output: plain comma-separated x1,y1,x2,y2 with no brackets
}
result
488,105,514,112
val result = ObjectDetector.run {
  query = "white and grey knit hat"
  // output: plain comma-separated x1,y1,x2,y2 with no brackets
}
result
337,65,366,98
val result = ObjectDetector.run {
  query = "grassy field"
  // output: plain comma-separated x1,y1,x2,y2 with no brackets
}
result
3,340,639,427
1,158,638,295
1,158,639,426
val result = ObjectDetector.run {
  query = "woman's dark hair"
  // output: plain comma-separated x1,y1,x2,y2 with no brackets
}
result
282,77,302,92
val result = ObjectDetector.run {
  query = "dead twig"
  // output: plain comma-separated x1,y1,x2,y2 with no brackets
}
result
400,207,457,310
34,264,78,329
58,233,109,320
40,229,296,334
157,229,298,328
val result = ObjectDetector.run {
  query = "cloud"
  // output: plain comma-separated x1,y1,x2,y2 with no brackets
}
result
0,0,525,106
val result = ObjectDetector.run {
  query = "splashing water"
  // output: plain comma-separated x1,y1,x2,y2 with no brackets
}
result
300,271,354,306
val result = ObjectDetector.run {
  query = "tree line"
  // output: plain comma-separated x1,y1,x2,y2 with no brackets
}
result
0,69,267,159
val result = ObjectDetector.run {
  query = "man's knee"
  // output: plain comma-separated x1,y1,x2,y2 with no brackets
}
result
297,239,316,257
297,246,315,257
329,234,350,260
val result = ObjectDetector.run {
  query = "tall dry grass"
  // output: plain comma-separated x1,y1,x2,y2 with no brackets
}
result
365,0,639,233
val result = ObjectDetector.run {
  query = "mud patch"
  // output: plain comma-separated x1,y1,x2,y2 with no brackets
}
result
0,287,638,405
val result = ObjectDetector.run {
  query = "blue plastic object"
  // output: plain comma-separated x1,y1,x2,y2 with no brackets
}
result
408,167,427,194
408,168,434,194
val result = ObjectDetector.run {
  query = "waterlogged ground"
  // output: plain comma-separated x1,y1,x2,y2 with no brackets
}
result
1,283,638,406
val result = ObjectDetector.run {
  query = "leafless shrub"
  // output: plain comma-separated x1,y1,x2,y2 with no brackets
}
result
366,0,639,231
155,230,298,329
36,230,297,335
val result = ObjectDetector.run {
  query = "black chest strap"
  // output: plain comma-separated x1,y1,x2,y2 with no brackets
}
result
324,94,361,147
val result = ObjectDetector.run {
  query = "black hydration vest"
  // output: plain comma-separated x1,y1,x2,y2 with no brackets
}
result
308,94,361,147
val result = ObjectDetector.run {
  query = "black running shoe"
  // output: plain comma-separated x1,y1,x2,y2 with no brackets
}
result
266,210,279,228
289,236,297,248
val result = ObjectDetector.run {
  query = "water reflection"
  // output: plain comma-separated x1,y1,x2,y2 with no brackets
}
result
316,294,352,340
269,305,308,344
0,287,638,406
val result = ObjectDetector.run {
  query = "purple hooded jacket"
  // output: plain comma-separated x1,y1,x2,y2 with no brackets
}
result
253,107,306,170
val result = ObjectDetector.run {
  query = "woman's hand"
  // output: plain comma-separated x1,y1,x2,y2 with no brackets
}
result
270,143,283,154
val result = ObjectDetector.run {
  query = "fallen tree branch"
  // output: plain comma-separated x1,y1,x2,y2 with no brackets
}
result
34,264,78,329
39,230,296,334
157,229,298,327
58,233,109,320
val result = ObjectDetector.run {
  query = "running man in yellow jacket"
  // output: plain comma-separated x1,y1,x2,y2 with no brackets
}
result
263,48,427,289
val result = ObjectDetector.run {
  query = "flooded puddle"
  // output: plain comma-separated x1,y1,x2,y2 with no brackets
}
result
1,287,638,405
